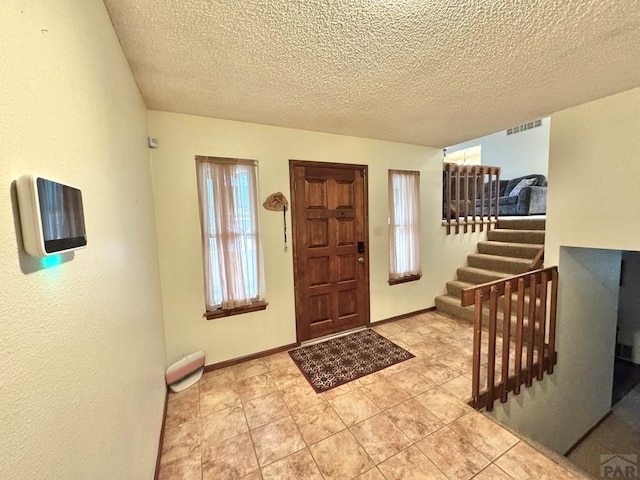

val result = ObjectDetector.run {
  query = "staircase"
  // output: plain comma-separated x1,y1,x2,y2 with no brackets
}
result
435,217,546,322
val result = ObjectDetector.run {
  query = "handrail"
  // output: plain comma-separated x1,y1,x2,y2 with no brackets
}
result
442,163,501,235
461,266,558,410
460,266,549,307
529,246,545,270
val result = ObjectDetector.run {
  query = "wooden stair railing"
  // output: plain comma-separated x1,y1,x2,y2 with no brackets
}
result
443,163,500,235
529,246,545,270
461,266,558,411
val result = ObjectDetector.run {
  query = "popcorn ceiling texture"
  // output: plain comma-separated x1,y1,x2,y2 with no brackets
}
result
104,0,640,146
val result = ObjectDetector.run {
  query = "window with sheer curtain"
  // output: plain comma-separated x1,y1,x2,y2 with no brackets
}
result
196,156,266,318
388,170,421,284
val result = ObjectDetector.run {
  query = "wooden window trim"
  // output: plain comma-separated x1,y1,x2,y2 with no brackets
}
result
388,274,422,285
203,302,268,320
195,155,258,167
389,169,420,176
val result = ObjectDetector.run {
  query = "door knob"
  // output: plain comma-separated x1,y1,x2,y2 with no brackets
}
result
358,256,365,264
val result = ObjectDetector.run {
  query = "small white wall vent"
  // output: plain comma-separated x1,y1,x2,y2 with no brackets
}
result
507,119,543,136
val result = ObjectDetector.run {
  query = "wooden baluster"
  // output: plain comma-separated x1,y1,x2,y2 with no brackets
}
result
514,278,525,395
537,271,548,381
494,169,500,225
479,168,486,232
463,168,470,233
445,165,452,235
455,165,461,234
472,289,483,407
548,267,558,374
501,281,512,403
442,163,500,236
462,268,557,407
471,166,478,233
526,273,537,387
487,286,498,411
529,246,545,270
487,169,494,231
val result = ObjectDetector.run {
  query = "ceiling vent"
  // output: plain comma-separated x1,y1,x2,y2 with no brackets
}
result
507,119,542,136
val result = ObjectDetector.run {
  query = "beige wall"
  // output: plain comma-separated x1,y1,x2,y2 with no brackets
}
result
148,111,485,365
447,117,550,179
545,87,640,265
489,87,640,454
0,2,166,479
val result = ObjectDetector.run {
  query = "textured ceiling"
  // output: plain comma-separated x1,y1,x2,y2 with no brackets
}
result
103,0,640,147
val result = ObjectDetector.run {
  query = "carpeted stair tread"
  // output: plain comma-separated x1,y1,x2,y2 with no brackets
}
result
496,217,546,231
434,294,540,335
446,281,542,313
435,294,474,321
477,241,543,259
446,281,540,311
436,215,547,325
487,229,545,244
440,285,541,311
446,280,477,297
456,266,512,284
467,253,532,275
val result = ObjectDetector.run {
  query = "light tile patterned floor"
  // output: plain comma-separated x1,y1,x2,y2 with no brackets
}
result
158,311,586,480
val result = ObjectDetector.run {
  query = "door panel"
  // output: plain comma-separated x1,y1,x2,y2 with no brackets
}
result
290,160,370,342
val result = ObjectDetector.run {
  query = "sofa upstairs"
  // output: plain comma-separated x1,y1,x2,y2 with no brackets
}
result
477,174,548,217
443,164,548,236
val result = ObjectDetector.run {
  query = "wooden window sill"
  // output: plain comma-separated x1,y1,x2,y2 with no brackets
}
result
203,302,268,320
388,275,421,285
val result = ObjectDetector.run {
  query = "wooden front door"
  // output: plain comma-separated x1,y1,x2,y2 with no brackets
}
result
290,160,370,342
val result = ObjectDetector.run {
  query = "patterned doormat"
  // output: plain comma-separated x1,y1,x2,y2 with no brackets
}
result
289,329,415,393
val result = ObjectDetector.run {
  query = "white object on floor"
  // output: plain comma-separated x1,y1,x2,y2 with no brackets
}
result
165,351,206,393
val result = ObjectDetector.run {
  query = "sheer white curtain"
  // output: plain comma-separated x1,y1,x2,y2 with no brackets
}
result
389,170,421,281
196,158,265,310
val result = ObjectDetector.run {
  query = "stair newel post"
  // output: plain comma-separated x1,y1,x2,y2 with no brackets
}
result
548,267,559,374
501,281,512,403
472,289,483,408
526,273,538,388
487,285,499,411
514,277,525,395
537,271,548,381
